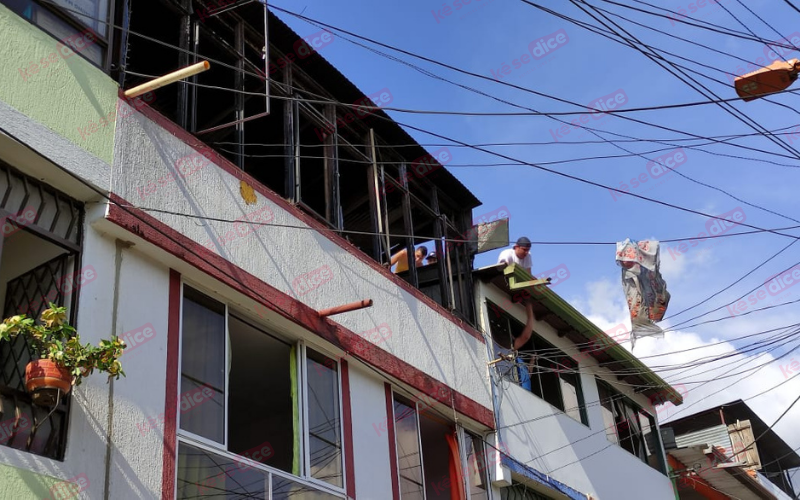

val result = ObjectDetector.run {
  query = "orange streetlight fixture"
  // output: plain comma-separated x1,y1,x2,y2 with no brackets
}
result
734,58,800,101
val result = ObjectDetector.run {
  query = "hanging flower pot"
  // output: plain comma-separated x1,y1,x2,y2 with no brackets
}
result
25,359,73,407
0,304,127,407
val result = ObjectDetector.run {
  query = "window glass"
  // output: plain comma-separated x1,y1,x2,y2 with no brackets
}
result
394,398,424,500
465,433,489,500
597,382,619,444
306,349,343,487
273,475,342,500
596,379,664,473
177,442,268,499
559,372,586,424
419,412,456,499
49,0,108,36
180,287,226,444
228,315,295,473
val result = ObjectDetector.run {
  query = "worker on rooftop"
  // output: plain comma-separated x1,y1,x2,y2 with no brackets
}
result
498,236,532,273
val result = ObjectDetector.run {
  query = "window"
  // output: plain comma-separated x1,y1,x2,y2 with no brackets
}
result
463,432,490,500
0,161,83,461
487,301,588,426
2,0,109,67
177,286,345,498
391,393,491,499
596,379,665,473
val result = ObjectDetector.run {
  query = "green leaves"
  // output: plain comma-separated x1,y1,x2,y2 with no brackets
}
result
0,305,126,386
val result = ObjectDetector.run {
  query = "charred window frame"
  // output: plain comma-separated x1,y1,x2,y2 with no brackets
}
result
2,0,113,69
119,0,476,320
379,151,474,321
596,379,666,473
0,160,84,462
486,300,588,426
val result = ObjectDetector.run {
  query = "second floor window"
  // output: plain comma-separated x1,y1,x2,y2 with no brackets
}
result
176,285,345,497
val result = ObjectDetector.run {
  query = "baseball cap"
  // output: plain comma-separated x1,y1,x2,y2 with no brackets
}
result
515,236,532,248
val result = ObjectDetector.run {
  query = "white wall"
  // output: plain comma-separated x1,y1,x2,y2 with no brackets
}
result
476,282,675,500
110,101,492,413
0,202,170,499
348,365,394,499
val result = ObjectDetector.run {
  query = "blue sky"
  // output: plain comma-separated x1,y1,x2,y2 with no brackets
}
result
273,0,800,473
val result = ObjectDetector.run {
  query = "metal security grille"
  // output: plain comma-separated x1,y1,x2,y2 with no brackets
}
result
0,160,83,461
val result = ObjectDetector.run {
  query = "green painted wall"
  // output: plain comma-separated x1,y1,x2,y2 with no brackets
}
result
0,462,75,499
0,4,118,164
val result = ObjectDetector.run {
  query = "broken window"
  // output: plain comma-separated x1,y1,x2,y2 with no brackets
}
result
596,379,665,473
487,301,588,425
0,160,83,461
177,286,346,497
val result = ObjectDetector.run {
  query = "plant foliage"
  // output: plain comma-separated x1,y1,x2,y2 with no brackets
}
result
0,304,125,386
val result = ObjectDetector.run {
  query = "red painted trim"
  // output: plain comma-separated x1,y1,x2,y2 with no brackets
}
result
161,269,182,500
341,360,356,499
106,197,494,431
122,96,483,344
384,383,400,500
668,455,731,500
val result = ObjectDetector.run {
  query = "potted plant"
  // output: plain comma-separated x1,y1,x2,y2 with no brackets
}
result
0,304,126,406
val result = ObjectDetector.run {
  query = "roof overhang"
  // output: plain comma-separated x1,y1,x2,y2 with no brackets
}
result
669,446,780,500
474,263,683,406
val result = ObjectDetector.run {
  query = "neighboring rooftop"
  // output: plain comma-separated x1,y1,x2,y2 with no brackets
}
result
664,400,800,470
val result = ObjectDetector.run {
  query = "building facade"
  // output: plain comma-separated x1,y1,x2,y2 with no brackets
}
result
0,1,682,498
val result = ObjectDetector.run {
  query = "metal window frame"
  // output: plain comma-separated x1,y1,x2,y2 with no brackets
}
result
0,161,84,462
301,344,347,494
7,0,115,71
175,282,229,450
175,282,348,496
391,390,428,499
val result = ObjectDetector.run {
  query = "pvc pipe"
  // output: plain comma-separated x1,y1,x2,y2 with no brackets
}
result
319,299,373,317
124,61,211,99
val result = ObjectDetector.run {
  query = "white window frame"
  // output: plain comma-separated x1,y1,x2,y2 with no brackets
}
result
300,342,348,493
174,281,347,498
459,428,493,500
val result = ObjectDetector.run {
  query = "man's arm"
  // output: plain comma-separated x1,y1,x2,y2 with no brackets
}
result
513,303,535,350
390,248,407,266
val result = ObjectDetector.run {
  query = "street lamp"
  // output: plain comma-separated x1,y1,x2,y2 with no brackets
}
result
734,58,800,101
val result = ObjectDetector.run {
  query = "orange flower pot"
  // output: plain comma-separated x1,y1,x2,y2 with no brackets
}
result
25,359,72,406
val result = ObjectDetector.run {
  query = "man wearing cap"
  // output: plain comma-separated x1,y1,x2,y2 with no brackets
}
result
426,251,438,266
498,237,532,273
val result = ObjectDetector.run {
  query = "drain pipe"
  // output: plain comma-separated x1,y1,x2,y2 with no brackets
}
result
318,299,373,318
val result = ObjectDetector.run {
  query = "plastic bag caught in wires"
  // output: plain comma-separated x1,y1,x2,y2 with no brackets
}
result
615,239,670,348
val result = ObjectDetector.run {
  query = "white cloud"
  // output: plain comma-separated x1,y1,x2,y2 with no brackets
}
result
579,280,800,466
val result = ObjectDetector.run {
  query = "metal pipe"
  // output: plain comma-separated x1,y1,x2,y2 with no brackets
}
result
124,61,211,99
319,299,373,317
